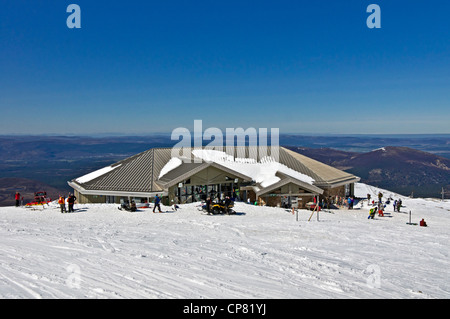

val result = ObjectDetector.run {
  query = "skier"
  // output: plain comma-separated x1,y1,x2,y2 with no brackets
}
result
153,194,162,213
67,193,77,212
368,207,376,219
15,192,21,207
58,196,67,213
393,199,397,212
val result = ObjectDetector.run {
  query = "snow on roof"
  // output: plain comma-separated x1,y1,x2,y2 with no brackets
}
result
76,164,122,184
158,157,183,179
191,149,315,188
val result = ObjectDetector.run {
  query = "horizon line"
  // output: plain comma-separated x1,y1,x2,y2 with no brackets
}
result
1,132,449,138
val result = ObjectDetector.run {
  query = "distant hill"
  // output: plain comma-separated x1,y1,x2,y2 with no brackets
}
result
0,135,448,201
0,177,66,207
288,146,450,198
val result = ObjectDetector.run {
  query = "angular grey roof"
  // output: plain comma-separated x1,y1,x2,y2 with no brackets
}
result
280,147,360,188
69,146,359,195
70,148,172,195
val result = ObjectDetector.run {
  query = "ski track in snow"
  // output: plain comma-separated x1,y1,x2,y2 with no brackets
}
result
0,183,449,299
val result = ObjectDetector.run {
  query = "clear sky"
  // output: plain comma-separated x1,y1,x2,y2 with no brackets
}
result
0,0,449,135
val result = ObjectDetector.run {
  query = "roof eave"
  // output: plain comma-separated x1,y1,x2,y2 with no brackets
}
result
256,177,323,197
313,176,361,189
68,181,167,197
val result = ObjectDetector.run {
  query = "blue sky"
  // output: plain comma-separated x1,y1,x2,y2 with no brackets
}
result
0,0,449,135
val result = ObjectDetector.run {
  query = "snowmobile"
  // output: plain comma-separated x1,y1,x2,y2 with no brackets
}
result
25,191,52,207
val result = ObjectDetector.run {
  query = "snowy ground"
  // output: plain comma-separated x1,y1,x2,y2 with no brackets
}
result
0,183,449,299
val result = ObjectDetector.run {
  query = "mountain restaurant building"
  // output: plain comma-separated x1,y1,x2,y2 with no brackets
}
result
68,146,360,208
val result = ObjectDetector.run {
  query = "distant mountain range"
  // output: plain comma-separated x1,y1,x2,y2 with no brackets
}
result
287,146,450,198
0,134,448,205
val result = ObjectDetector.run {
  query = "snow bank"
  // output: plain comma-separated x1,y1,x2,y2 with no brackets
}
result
1,183,449,299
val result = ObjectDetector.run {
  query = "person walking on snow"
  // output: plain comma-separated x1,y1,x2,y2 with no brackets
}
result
58,195,67,213
153,194,162,213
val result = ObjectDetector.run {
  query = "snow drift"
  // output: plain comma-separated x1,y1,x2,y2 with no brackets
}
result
0,183,449,299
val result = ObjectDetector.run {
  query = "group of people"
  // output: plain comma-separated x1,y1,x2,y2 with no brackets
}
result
118,194,164,213
119,200,137,212
316,195,355,209
393,199,402,212
367,192,403,219
14,191,76,212
57,194,77,213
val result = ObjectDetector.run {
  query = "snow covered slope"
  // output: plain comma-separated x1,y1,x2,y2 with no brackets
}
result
0,183,449,299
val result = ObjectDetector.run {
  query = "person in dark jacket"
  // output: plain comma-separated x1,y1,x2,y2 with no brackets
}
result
67,193,77,212
153,194,162,213
15,192,21,207
206,197,212,214
396,199,402,212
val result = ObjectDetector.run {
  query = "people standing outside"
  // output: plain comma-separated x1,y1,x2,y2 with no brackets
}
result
206,197,212,214
67,193,77,212
58,195,67,213
378,192,383,204
15,192,21,207
153,194,162,213
393,199,397,212
396,199,402,212
348,196,354,209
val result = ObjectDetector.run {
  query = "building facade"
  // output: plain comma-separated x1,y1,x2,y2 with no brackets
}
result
68,146,360,208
